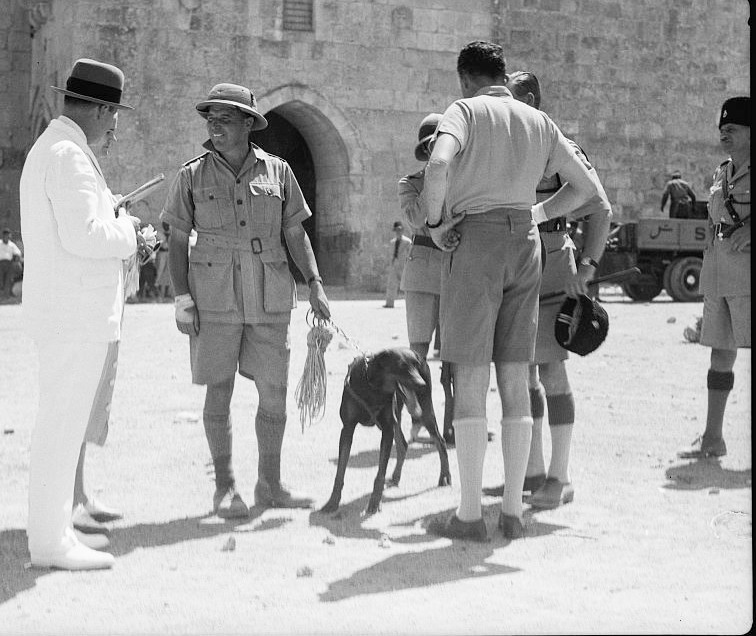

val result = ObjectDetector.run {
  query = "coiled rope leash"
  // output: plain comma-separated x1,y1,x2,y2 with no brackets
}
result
295,311,334,432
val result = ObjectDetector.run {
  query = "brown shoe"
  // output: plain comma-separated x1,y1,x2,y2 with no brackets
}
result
526,477,574,510
427,514,489,542
254,480,314,509
498,512,524,539
677,435,727,459
213,487,250,519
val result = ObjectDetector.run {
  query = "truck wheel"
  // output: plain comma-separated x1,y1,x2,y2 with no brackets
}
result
621,271,663,302
667,256,703,302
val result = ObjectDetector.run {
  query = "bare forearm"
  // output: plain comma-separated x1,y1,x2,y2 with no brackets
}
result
284,224,320,281
168,230,191,296
421,158,448,226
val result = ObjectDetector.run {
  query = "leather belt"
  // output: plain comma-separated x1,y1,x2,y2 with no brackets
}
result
538,217,568,233
195,234,281,253
412,235,440,250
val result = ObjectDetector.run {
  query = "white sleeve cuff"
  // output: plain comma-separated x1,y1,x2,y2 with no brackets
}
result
531,202,548,224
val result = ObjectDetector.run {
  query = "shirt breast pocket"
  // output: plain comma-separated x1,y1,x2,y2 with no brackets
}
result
194,187,235,230
249,181,283,225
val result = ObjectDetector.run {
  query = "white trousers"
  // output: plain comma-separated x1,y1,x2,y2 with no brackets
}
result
27,338,109,558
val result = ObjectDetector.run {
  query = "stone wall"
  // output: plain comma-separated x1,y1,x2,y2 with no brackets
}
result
2,0,750,288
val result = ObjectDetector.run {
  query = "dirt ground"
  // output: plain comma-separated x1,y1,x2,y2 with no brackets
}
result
0,286,751,635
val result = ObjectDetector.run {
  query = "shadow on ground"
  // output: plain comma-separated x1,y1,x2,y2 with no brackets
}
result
0,512,262,606
312,502,569,603
662,459,752,490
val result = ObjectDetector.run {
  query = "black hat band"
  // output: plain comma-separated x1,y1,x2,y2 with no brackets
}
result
66,76,122,104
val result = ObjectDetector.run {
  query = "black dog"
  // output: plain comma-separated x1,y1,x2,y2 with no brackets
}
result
320,347,452,516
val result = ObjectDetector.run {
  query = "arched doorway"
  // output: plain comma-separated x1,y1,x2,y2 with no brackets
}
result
250,111,317,282
256,85,366,286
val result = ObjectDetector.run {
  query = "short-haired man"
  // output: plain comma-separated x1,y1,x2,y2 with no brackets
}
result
483,71,612,508
422,41,602,540
20,58,145,570
161,83,330,518
661,171,697,218
384,220,412,308
678,96,750,459
0,228,22,297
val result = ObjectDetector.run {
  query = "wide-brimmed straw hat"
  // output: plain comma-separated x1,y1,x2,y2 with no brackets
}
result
51,58,133,110
414,113,443,161
195,83,268,131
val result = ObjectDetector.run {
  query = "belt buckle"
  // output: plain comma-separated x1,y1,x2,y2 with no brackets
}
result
251,237,263,253
713,223,724,240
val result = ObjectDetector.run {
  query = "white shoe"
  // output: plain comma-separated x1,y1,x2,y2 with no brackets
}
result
74,529,110,551
72,504,108,535
31,542,114,570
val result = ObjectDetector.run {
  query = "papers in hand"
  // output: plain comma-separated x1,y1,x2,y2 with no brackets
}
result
114,174,165,211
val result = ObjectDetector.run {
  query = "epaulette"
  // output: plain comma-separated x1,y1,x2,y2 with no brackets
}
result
182,150,211,167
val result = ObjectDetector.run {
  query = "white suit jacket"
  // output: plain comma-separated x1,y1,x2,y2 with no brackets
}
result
19,116,137,342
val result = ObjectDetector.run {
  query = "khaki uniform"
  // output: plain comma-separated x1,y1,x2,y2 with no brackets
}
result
700,158,751,349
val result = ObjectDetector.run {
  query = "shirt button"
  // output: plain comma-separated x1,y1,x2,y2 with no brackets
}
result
237,199,243,204
240,220,246,226
236,179,241,184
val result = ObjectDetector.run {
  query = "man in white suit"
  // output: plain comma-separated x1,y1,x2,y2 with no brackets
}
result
20,58,148,570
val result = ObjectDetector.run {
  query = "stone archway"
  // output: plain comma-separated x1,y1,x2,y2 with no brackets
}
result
256,84,364,285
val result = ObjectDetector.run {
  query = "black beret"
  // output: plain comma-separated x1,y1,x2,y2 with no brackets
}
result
719,96,750,128
555,295,609,356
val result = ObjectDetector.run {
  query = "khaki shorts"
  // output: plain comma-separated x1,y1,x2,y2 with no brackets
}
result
440,209,542,365
534,232,577,364
700,295,751,350
190,321,290,386
405,290,440,344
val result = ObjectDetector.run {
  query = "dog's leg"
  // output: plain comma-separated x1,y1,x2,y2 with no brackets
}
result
417,370,452,488
365,421,394,516
388,393,407,487
440,361,455,446
320,422,357,513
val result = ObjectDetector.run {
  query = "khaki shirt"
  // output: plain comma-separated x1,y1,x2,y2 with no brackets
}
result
700,158,750,297
436,86,578,215
397,170,444,294
160,142,310,324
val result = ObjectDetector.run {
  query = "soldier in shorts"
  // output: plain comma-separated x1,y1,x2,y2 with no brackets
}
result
421,41,602,540
678,96,750,459
398,113,454,445
483,71,612,508
161,83,330,517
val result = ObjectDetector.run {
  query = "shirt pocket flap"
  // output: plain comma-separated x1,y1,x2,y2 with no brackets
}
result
258,246,288,263
249,182,283,200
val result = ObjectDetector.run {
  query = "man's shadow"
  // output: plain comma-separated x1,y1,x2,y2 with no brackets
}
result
312,501,569,603
0,509,265,606
663,459,751,491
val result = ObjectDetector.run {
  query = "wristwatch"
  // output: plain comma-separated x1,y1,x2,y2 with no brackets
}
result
579,256,600,269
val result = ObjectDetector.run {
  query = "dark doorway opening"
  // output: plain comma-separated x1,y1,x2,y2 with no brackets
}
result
250,111,317,283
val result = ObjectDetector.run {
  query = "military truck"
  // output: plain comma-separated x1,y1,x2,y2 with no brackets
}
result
599,207,709,302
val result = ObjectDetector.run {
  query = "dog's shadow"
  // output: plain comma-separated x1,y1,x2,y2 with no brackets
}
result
312,502,569,602
662,460,751,491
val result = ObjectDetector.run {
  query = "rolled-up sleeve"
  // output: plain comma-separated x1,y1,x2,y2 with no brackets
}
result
160,168,195,234
47,143,136,260
281,164,311,228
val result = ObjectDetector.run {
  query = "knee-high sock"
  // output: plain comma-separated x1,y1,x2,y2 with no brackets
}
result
500,416,533,518
546,393,575,483
526,386,546,477
256,408,287,486
28,339,107,558
705,370,734,442
453,417,488,521
203,378,235,491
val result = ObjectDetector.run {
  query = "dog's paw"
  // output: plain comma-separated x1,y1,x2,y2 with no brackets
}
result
438,473,452,487
384,477,400,489
363,501,381,516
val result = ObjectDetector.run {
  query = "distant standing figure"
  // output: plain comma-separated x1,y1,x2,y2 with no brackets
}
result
0,228,22,297
384,220,412,308
661,171,696,218
154,222,172,299
678,96,750,460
